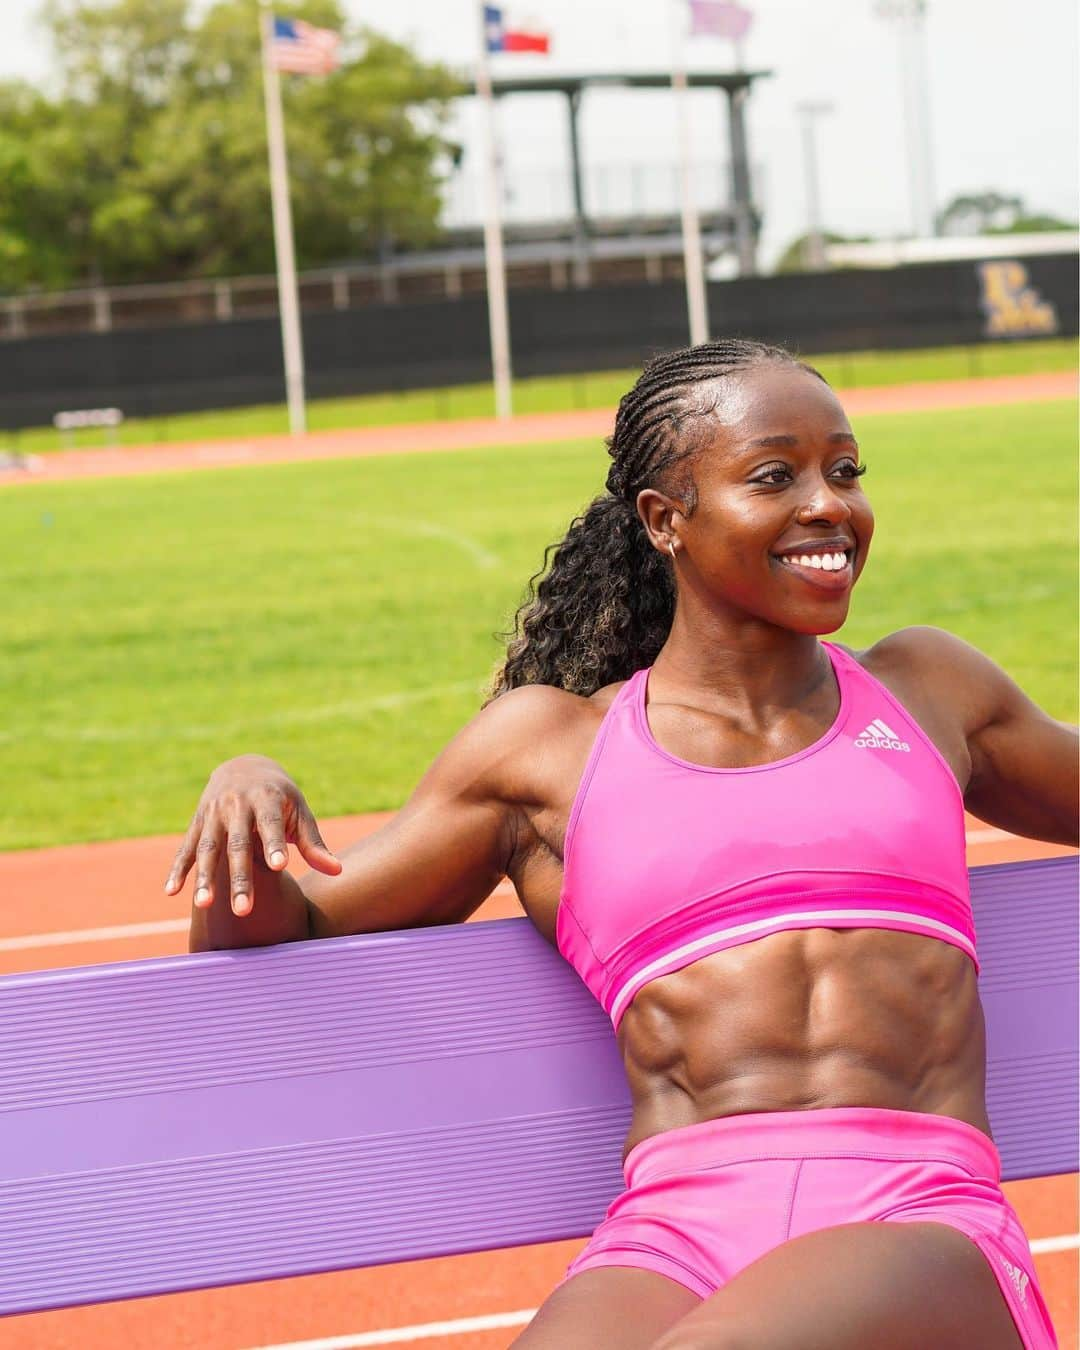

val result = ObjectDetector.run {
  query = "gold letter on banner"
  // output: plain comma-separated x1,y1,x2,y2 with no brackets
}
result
978,260,1059,337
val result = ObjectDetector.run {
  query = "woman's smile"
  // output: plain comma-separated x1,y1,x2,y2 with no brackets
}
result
771,541,856,591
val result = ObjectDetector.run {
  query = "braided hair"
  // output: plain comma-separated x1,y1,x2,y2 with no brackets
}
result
489,338,825,699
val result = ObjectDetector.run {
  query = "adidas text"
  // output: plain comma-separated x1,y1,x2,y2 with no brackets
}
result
854,718,911,752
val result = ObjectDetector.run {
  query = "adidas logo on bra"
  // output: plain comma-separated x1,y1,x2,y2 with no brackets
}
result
854,718,911,752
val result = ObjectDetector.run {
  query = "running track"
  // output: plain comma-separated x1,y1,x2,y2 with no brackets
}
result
0,370,1075,488
4,370,1077,1347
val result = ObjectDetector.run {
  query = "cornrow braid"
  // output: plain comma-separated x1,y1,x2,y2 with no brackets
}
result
490,339,825,699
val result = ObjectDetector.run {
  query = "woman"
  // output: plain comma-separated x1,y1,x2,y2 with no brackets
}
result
165,340,1076,1349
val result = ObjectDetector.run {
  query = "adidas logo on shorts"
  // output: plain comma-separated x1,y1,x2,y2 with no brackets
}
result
853,718,911,752
1000,1256,1030,1304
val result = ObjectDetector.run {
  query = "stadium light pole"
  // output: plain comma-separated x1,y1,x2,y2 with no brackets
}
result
796,101,833,271
669,2,710,346
874,0,938,238
258,0,307,435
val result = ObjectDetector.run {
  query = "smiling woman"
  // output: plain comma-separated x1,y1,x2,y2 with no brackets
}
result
168,340,1077,1350
492,340,873,696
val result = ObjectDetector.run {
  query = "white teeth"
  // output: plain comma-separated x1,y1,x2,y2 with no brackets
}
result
780,549,851,574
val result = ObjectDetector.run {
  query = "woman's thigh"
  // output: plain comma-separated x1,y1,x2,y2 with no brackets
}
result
650,1222,1026,1350
510,1265,702,1350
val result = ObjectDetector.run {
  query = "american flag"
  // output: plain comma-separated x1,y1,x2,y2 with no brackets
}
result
271,17,341,75
688,0,753,41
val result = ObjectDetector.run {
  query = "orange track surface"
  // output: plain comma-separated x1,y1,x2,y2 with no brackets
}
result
2,818,1076,1349
1,369,1075,490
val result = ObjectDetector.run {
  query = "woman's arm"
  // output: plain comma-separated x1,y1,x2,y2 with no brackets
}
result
299,686,550,940
962,660,1078,847
172,685,571,951
894,627,1078,846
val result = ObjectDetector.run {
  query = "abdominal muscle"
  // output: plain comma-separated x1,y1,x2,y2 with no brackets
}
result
614,925,989,1165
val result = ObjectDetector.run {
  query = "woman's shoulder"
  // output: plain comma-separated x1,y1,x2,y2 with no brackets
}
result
459,679,628,810
839,626,993,682
836,626,1012,730
472,679,628,755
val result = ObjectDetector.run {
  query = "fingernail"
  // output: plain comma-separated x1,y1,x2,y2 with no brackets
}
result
195,887,210,906
270,851,286,867
233,894,250,915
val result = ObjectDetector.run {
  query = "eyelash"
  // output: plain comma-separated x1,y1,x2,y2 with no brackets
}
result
753,462,867,486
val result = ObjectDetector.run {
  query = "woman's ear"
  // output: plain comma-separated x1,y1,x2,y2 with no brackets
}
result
636,487,684,556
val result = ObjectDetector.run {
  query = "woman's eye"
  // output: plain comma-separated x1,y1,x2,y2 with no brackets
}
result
753,468,791,485
832,461,868,479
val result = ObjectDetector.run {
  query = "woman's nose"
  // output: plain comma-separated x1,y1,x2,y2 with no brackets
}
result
796,479,852,525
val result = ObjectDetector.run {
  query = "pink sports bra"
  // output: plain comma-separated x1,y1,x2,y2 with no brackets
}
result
556,641,976,1033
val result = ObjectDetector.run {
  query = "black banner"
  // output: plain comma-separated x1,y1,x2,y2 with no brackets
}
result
0,252,1075,430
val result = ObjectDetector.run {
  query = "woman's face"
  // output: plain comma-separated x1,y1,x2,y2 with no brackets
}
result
642,364,875,635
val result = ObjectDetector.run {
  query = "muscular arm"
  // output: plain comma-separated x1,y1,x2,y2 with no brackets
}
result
877,627,1078,846
297,684,570,938
963,662,1078,847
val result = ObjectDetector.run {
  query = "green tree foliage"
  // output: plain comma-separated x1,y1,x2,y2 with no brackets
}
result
937,191,1078,236
0,0,465,290
773,231,871,274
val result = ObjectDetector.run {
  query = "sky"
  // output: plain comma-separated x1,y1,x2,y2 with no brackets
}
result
2,0,1077,269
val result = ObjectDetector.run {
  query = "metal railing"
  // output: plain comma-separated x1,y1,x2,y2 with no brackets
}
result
1,224,744,340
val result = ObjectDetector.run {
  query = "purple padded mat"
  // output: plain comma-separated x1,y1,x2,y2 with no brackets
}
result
0,855,1075,1314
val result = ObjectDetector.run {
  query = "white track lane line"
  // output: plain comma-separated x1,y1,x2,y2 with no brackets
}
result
0,880,518,952
1031,1234,1080,1255
0,917,188,951
245,1309,536,1349
0,829,1018,952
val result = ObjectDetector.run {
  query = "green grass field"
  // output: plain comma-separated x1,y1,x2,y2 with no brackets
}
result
5,337,1076,455
2,396,1076,851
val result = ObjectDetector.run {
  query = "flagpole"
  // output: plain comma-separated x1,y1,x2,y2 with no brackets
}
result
259,1,307,436
670,1,710,346
476,9,513,420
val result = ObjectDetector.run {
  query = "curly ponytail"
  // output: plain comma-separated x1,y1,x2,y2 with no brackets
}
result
490,338,824,699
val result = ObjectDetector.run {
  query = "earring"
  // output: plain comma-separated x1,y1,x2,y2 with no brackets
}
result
668,541,677,559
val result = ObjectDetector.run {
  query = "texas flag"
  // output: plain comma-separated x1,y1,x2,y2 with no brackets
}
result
484,4,551,53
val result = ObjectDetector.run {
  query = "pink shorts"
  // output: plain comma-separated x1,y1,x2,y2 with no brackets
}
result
560,1107,1056,1349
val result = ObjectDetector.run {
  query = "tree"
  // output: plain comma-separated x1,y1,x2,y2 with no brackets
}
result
985,212,1078,236
773,231,872,274
0,0,465,290
0,81,82,290
936,191,1077,237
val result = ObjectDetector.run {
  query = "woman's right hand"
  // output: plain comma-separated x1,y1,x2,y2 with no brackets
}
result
164,754,342,917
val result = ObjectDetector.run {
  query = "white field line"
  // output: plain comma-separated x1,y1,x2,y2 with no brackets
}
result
0,831,1022,953
353,513,501,570
245,1309,536,1349
0,681,485,745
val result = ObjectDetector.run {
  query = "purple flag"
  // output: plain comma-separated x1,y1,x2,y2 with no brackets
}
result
689,0,753,40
